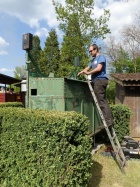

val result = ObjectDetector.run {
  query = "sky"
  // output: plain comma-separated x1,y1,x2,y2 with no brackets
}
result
0,0,139,77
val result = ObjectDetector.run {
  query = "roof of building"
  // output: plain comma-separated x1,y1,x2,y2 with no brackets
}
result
110,73,140,86
0,73,21,85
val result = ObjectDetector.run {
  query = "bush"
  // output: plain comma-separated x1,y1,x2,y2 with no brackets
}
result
0,102,24,108
95,104,131,143
111,104,131,142
0,108,93,187
106,80,116,104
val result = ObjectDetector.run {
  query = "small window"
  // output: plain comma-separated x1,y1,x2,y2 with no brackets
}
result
31,89,37,95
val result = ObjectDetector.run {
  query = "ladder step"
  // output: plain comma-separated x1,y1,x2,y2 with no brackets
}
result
110,134,116,140
122,160,126,167
117,158,126,169
116,147,123,156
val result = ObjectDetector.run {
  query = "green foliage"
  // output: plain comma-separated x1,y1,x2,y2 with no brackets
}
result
0,108,93,187
96,104,131,143
135,57,140,72
20,1,111,79
0,102,24,108
110,47,131,73
53,0,110,77
57,16,88,77
126,57,140,73
111,104,131,142
53,0,110,42
28,35,43,76
13,66,26,93
13,65,26,80
108,43,140,74
39,29,60,76
106,80,116,104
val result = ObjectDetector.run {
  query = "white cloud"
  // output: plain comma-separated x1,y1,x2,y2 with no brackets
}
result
0,0,138,41
34,27,49,38
107,0,139,36
94,0,139,41
0,37,9,47
0,37,9,55
0,51,8,55
29,18,40,28
0,68,13,72
0,0,63,37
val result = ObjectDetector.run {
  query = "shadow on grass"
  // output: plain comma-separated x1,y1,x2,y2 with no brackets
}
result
88,161,103,187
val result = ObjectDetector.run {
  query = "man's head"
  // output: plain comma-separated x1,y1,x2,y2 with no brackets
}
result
89,44,99,57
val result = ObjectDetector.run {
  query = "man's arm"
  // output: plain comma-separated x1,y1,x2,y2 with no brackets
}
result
78,66,91,76
78,63,103,76
84,63,103,75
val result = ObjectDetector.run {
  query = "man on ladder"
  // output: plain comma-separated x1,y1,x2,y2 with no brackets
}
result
78,43,113,127
78,44,126,173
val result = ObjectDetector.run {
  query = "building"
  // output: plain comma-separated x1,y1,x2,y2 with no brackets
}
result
111,73,140,138
0,73,25,105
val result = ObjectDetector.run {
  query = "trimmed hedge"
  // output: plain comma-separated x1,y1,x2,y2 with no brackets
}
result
111,104,131,142
0,107,93,187
0,102,24,108
96,104,131,143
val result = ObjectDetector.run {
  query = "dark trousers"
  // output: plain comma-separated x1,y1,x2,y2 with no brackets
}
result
91,79,113,126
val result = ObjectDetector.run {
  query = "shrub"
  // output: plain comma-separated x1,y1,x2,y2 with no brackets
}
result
0,102,24,108
95,104,131,143
111,104,131,142
106,80,116,104
0,107,93,187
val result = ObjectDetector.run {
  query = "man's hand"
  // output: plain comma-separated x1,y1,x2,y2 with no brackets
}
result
78,66,91,76
78,70,90,76
78,71,83,76
82,69,90,75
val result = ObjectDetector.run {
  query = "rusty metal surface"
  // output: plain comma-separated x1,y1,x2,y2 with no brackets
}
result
28,77,103,135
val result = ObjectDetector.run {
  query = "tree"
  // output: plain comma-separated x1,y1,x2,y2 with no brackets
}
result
104,36,131,73
57,15,88,77
14,65,26,80
53,0,110,77
106,80,116,104
13,65,26,93
28,35,42,76
53,0,110,42
39,29,60,76
104,11,140,73
121,24,140,73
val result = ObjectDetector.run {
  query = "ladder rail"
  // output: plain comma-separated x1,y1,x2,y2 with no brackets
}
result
84,75,126,173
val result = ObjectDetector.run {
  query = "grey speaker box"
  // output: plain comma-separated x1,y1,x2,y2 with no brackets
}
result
22,33,33,50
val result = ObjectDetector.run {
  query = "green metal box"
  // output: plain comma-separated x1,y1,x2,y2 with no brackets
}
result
28,77,103,136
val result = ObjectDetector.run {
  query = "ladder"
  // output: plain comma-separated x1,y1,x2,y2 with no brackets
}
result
85,75,127,173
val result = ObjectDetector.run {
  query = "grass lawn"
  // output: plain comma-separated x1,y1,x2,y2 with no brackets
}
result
89,145,140,187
